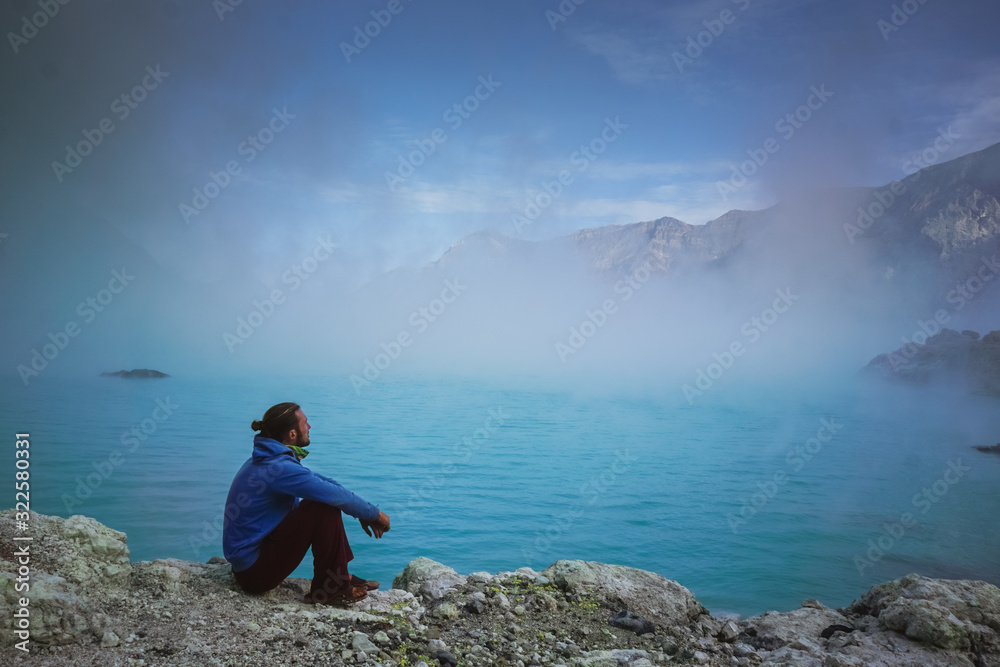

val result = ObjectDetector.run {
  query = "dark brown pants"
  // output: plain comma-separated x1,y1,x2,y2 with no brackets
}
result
233,500,354,602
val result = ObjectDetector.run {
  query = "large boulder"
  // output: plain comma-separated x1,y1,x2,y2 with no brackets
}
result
747,602,849,646
541,560,708,631
848,573,1000,652
392,556,467,600
0,511,131,646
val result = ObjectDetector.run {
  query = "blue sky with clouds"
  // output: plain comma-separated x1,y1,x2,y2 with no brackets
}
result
2,0,999,286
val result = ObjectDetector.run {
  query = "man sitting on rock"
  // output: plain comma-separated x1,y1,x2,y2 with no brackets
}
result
222,402,390,604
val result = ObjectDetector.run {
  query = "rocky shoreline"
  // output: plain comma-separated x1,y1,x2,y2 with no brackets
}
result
2,512,999,666
863,328,1000,396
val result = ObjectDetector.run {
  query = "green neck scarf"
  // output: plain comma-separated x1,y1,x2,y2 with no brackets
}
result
286,444,309,461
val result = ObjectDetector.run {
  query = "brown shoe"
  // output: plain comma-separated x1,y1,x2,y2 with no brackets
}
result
306,585,367,605
351,575,380,591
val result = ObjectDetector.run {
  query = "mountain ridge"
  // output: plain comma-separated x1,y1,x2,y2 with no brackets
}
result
395,141,1000,288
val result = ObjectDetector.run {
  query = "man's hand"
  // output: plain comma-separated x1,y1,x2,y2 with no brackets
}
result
361,510,390,539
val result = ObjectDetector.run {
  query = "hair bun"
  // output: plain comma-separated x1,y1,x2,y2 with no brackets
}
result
251,420,263,431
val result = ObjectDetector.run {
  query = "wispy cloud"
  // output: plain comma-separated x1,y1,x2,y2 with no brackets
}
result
570,28,680,85
942,65,1000,157
585,159,731,181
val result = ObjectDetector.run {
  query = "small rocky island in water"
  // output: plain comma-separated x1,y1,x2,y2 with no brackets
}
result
1,511,998,666
100,369,170,378
863,328,1000,396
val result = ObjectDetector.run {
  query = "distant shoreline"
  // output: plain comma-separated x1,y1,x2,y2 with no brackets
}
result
100,369,170,378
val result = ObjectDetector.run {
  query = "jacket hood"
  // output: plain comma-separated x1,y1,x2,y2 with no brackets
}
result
251,435,296,463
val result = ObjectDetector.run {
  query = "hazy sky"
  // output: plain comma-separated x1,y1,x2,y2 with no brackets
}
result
4,0,999,268
2,0,999,378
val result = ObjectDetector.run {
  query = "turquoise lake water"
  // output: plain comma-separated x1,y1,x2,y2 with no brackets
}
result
3,373,999,617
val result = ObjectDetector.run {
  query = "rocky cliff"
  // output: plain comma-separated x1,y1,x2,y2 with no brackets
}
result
415,143,1000,285
2,511,998,666
863,328,1000,396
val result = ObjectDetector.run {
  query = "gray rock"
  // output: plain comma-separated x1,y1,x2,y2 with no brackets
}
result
848,573,1000,651
699,615,723,637
541,560,708,632
718,619,739,642
351,631,378,652
354,588,420,615
392,557,468,600
0,512,132,646
820,623,853,639
746,605,847,645
609,609,655,635
431,649,457,666
435,602,460,620
822,655,864,667
536,590,560,612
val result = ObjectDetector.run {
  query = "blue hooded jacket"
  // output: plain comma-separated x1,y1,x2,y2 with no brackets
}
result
222,435,380,572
